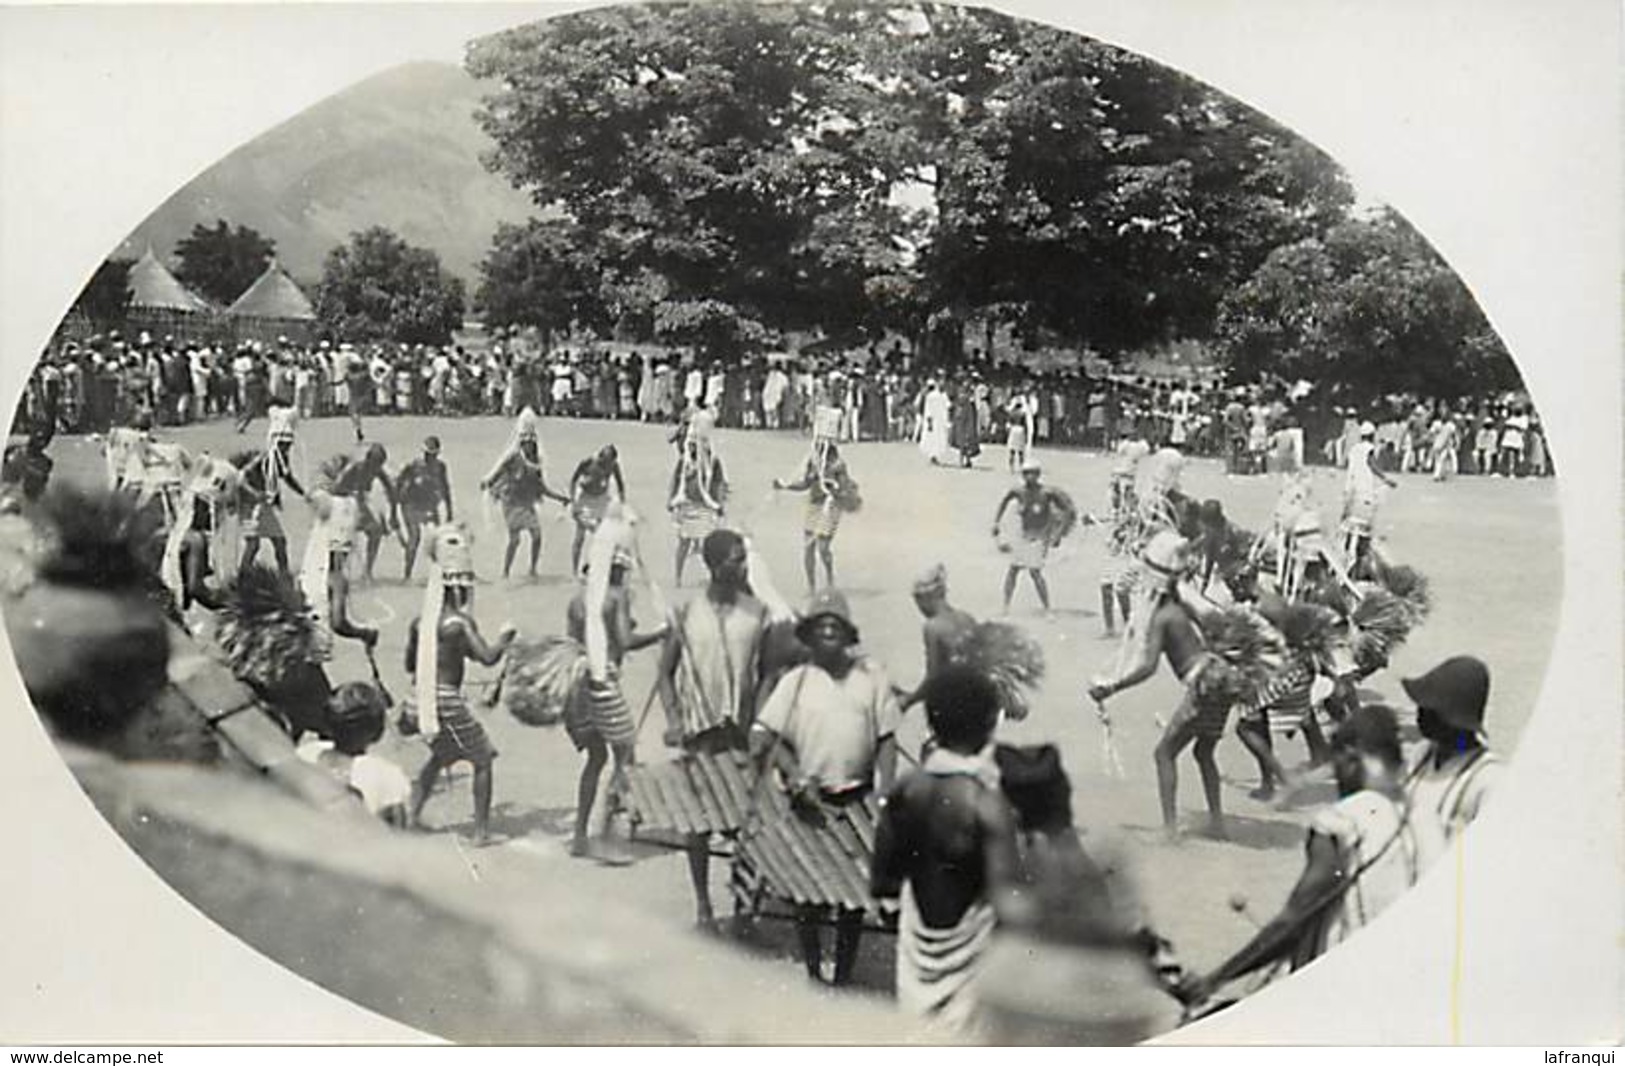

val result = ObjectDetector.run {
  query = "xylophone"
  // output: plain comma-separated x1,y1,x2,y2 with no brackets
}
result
623,752,884,921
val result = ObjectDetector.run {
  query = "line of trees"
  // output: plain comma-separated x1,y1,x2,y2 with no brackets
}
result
66,221,466,347
465,1,1519,400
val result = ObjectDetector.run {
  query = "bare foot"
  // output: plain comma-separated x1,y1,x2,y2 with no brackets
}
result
1203,819,1230,842
568,836,591,859
1248,785,1276,802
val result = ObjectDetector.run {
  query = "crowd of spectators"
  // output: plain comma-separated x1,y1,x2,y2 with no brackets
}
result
16,328,1551,478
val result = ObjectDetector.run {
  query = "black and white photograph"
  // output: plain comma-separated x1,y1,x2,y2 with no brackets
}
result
0,0,1618,1049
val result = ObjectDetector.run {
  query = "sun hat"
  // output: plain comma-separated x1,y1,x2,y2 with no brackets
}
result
1401,656,1490,733
795,588,859,645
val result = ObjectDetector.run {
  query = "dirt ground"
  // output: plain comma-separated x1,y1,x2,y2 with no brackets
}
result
41,411,1562,1026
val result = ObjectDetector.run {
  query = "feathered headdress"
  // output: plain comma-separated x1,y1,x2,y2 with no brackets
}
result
959,620,1046,722
216,564,319,692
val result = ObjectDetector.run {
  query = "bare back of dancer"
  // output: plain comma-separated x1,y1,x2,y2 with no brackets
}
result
874,773,1019,929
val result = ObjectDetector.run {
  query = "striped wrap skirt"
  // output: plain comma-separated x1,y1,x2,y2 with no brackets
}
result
420,687,498,766
564,672,638,751
804,498,842,539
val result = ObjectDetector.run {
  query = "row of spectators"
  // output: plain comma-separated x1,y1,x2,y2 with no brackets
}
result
17,331,1550,476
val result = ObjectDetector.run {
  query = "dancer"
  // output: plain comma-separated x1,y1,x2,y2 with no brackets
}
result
567,444,627,577
564,508,667,861
991,459,1077,617
1098,445,1147,637
655,529,771,929
158,455,241,615
1340,422,1397,580
481,409,570,580
667,408,730,586
319,443,400,585
1235,602,1335,800
405,524,516,846
397,436,454,581
898,564,979,712
772,432,860,595
1088,532,1256,841
299,460,389,660
236,403,307,575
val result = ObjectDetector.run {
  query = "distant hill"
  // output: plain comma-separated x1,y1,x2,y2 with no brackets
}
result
118,61,540,290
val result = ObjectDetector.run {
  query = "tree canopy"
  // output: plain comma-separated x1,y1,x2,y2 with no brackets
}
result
174,220,277,306
314,226,466,346
466,0,1513,394
1215,209,1520,405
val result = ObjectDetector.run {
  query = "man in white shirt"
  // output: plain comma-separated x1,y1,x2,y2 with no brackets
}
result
762,363,789,429
1340,421,1397,578
753,589,898,984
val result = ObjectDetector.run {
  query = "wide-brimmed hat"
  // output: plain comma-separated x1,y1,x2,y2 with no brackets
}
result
1401,656,1490,733
1020,457,1042,474
796,589,859,645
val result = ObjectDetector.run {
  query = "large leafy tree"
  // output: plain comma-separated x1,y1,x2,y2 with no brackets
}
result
465,2,1370,361
467,2,921,353
1216,209,1520,404
174,220,277,306
314,227,466,345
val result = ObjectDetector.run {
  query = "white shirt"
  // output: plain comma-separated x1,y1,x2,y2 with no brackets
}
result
296,741,411,818
1346,440,1378,495
1311,789,1420,950
756,661,899,792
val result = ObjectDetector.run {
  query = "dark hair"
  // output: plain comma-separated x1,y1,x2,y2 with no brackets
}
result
329,682,387,755
924,666,1001,753
701,528,744,571
1333,703,1404,768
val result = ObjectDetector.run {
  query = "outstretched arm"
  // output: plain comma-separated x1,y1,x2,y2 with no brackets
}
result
1198,832,1342,993
1091,611,1167,699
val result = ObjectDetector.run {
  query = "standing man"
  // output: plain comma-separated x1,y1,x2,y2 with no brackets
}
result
898,564,979,712
482,410,570,581
773,437,858,595
872,665,1020,1038
405,525,516,847
237,403,308,575
991,459,1077,617
655,529,772,929
567,444,627,577
1340,421,1397,580
1088,532,1233,841
344,344,372,442
752,591,899,985
1401,656,1502,869
1430,411,1461,482
397,436,454,582
327,443,400,586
